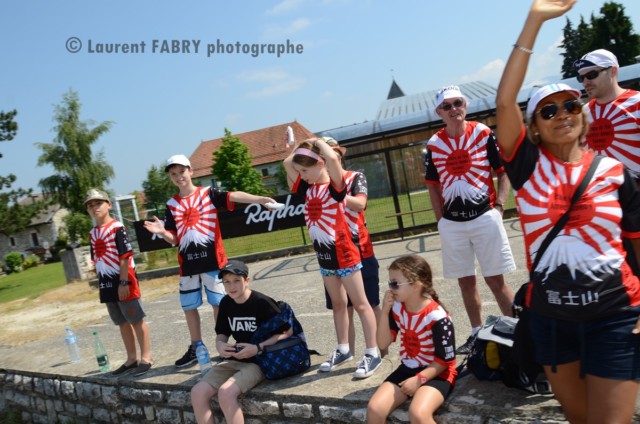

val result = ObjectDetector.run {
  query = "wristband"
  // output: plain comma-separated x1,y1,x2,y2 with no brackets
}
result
513,43,533,54
494,203,504,209
119,280,131,286
416,372,428,385
255,343,263,355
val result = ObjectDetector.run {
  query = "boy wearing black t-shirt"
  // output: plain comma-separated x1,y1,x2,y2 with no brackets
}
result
190,260,293,424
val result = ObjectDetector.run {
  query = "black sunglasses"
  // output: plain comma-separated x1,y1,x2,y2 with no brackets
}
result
439,99,464,111
537,100,582,120
576,67,611,83
388,280,413,290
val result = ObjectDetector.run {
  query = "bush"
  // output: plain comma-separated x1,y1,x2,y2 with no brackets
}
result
23,255,40,270
4,252,24,274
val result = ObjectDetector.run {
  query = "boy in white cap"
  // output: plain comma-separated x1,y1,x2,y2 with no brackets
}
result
424,86,516,355
144,154,277,368
574,49,640,185
85,188,153,376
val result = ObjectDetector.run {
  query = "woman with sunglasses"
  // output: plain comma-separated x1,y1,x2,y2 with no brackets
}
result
367,254,456,424
495,0,640,423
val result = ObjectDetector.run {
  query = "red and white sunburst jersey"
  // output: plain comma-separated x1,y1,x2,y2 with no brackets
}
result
293,175,361,270
584,89,640,182
424,121,504,222
164,186,233,276
343,170,374,259
502,127,640,321
89,219,140,304
389,300,457,384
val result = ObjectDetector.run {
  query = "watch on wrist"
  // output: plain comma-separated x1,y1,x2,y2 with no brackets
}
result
119,280,131,286
256,343,263,355
416,372,428,385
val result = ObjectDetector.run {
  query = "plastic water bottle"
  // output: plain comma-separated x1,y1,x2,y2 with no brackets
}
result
195,341,212,374
93,331,110,372
64,327,81,363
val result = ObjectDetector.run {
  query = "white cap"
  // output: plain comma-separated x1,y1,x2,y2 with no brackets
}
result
573,49,619,74
435,85,465,111
165,154,191,171
526,83,582,121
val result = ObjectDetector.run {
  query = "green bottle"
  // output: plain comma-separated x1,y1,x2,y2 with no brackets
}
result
93,331,110,372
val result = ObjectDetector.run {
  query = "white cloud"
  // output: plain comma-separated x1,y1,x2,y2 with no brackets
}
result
237,69,306,98
458,35,566,88
265,0,305,15
263,18,312,39
460,59,506,86
237,69,289,83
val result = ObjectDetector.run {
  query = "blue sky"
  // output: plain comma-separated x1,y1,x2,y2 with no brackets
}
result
2,0,639,197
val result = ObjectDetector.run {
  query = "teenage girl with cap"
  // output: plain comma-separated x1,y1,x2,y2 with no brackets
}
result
495,0,640,422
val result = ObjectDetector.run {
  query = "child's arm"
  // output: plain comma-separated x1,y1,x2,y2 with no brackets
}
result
314,138,345,191
234,327,294,360
216,334,236,358
229,191,275,206
117,256,131,301
346,194,366,212
283,147,300,191
376,290,395,350
399,362,448,397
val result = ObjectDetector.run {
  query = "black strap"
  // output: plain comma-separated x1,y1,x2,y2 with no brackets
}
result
531,156,602,274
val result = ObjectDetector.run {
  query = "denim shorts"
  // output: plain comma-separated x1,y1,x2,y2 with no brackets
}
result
529,306,640,379
106,299,146,325
324,256,380,309
319,263,363,278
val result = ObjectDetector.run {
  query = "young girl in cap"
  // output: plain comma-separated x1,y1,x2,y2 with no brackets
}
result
495,0,640,422
367,255,456,424
283,137,382,379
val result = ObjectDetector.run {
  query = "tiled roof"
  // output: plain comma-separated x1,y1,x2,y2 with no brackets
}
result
190,121,316,178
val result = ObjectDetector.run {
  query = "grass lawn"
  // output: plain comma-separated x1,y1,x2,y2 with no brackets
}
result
0,262,66,304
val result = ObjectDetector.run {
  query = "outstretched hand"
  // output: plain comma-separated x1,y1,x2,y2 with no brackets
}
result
143,216,164,234
530,0,576,21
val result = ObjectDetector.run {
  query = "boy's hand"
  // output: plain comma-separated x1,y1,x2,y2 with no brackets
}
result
143,216,164,234
118,285,130,301
216,340,236,358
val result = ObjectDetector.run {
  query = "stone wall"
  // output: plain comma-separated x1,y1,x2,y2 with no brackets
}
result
0,369,575,424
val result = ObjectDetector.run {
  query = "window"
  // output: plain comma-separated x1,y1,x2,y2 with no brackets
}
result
31,233,39,247
9,237,16,247
261,168,269,177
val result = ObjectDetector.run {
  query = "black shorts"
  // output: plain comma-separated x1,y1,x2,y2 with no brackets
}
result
385,363,454,399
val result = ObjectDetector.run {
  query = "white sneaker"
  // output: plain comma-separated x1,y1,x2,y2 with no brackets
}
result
353,354,381,379
319,349,353,372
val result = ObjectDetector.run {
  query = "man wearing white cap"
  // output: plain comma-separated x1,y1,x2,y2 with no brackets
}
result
424,86,516,355
574,49,640,184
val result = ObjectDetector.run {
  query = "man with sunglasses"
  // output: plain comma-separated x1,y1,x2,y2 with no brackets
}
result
573,49,640,185
575,49,640,277
424,85,516,355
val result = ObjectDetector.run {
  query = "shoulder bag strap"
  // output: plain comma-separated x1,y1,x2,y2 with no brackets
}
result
531,155,602,273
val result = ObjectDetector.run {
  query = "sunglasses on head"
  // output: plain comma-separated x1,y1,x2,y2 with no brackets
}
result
388,280,413,290
576,67,611,83
536,99,582,120
439,99,464,111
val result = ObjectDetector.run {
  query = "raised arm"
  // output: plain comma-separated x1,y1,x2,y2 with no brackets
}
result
314,138,345,190
283,147,299,191
495,0,576,158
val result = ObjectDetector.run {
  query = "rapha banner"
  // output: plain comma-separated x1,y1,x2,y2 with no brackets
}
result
133,194,306,252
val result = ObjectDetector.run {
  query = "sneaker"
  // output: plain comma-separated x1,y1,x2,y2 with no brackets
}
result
353,354,382,379
111,361,138,376
132,361,152,377
175,345,197,368
319,349,353,372
456,335,476,355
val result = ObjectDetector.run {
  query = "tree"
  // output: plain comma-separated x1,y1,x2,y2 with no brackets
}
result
142,164,176,215
211,128,268,195
560,2,640,78
36,89,115,214
0,110,46,237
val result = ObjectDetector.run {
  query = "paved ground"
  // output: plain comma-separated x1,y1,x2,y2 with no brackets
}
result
1,217,639,422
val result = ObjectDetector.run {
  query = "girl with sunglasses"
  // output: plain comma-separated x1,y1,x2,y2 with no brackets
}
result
495,1,640,423
367,255,456,424
283,137,382,379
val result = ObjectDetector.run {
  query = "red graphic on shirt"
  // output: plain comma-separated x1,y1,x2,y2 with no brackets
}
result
587,118,614,151
90,221,123,277
304,183,340,248
169,188,218,251
446,150,472,177
402,329,421,358
93,239,107,259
